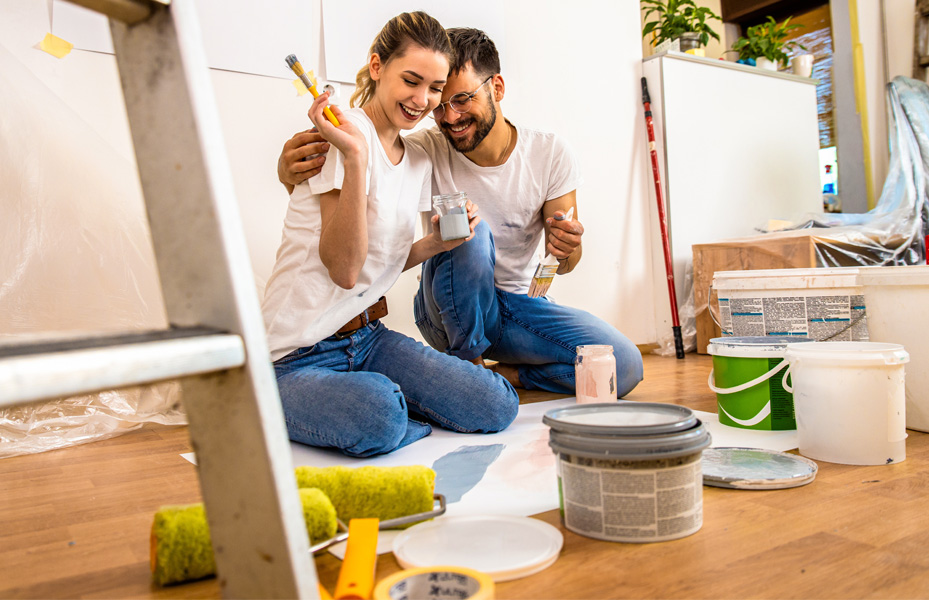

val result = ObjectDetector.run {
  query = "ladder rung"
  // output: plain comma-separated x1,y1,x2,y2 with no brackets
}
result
0,328,246,408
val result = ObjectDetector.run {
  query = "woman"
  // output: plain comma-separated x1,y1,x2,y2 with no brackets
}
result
262,12,518,457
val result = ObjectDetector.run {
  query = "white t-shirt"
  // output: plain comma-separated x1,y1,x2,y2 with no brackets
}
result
410,122,582,293
262,108,432,360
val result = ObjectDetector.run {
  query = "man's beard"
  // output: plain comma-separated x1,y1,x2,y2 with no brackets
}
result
441,93,497,153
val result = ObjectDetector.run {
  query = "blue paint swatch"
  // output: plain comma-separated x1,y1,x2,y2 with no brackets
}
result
432,444,505,503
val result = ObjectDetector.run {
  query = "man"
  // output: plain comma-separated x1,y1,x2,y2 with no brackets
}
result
278,28,643,397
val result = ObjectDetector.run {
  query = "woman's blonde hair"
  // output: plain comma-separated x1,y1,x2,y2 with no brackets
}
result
349,11,452,108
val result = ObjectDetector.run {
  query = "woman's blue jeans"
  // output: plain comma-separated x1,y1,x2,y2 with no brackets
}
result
273,321,519,457
414,221,644,396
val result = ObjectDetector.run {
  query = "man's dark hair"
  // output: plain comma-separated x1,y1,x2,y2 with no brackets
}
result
447,27,501,77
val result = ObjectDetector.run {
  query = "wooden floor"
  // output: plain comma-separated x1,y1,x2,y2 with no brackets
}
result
2,353,929,599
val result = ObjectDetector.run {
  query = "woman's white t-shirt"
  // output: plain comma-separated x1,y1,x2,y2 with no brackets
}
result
262,108,432,361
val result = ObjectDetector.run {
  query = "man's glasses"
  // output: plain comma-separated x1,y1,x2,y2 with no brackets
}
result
431,75,494,120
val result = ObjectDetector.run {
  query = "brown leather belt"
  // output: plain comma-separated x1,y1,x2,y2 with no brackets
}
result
334,296,388,338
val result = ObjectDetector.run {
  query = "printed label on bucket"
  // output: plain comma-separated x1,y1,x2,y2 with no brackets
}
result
556,453,702,543
715,357,796,430
718,294,868,341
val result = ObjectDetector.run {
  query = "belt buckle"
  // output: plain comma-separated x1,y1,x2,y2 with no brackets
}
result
333,308,370,340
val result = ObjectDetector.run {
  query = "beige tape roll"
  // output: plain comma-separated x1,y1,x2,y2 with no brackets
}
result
373,566,494,600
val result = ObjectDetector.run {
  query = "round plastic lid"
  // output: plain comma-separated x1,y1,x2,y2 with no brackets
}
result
707,336,807,359
702,447,818,490
543,402,696,436
391,515,563,582
785,341,909,366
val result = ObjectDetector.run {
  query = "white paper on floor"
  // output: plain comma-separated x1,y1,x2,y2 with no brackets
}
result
693,410,799,452
181,399,799,557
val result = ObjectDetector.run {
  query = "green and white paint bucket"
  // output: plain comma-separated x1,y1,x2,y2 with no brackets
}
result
707,336,802,430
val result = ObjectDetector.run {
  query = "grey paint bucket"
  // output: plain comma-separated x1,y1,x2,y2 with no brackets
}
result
543,402,711,543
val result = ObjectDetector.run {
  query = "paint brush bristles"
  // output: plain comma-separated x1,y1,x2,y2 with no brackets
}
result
285,53,340,127
527,207,574,298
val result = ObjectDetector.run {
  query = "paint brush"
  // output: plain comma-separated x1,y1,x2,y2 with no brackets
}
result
527,207,574,298
285,53,340,127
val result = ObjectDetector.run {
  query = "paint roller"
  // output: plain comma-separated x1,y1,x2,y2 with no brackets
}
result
151,465,437,586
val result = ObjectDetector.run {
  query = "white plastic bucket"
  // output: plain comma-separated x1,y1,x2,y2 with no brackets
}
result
784,342,909,465
712,268,868,341
858,265,929,432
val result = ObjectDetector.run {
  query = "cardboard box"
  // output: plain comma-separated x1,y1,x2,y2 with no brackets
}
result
692,229,910,354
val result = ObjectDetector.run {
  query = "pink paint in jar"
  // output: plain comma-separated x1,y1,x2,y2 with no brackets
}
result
574,345,616,403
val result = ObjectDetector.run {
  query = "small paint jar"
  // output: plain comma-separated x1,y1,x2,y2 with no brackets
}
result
544,403,712,543
574,345,616,403
432,192,471,241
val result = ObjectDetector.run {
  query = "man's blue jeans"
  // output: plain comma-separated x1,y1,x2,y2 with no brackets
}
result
273,321,519,457
414,221,643,396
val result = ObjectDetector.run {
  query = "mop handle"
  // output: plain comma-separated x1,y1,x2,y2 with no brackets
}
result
642,77,685,359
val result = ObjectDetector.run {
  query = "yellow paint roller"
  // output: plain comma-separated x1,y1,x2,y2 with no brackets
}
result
152,466,437,587
295,465,436,524
151,487,337,586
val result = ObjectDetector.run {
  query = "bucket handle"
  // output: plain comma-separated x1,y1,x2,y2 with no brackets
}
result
782,365,793,393
708,359,789,394
707,284,722,329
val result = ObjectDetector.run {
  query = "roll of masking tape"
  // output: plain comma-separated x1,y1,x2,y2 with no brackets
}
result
373,566,494,600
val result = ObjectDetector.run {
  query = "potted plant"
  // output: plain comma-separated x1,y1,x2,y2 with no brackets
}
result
730,16,806,71
641,0,721,54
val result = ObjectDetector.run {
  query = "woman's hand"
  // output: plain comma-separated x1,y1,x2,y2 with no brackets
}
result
307,92,366,160
430,199,481,251
402,200,482,272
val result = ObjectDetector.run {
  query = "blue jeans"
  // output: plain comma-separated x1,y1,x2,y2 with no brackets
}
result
414,221,643,396
273,321,519,457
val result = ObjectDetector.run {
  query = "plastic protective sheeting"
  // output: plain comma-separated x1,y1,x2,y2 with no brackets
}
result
0,44,185,457
654,264,696,358
757,76,929,268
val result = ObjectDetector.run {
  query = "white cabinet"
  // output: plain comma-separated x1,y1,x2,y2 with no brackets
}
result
641,51,822,343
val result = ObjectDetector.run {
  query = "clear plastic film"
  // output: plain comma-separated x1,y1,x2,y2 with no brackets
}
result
654,263,697,357
0,44,185,457
755,76,929,268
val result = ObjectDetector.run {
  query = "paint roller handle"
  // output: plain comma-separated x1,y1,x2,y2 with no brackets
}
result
334,518,379,600
308,494,447,554
673,326,685,359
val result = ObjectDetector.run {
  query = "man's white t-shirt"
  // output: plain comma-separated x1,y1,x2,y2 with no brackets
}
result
262,108,432,361
410,122,582,294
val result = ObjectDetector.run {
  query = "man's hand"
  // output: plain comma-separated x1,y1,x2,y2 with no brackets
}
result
278,128,331,194
545,210,584,261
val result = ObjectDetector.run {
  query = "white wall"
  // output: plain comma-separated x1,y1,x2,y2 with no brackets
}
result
2,0,656,344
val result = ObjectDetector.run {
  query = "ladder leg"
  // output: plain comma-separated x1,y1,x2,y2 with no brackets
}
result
105,2,316,597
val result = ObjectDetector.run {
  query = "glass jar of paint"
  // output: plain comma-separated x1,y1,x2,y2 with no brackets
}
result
432,192,470,241
574,345,616,403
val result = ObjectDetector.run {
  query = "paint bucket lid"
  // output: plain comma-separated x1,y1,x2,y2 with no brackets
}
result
543,402,697,435
391,515,563,582
702,447,818,489
785,341,909,367
713,268,860,290
707,336,807,359
544,402,711,460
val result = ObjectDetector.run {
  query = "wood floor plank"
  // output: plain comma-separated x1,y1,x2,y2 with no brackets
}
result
1,353,928,599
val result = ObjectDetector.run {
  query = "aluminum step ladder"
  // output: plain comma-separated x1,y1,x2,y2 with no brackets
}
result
0,0,318,597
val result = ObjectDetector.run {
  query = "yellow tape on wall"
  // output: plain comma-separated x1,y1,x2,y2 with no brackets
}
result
848,0,876,210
